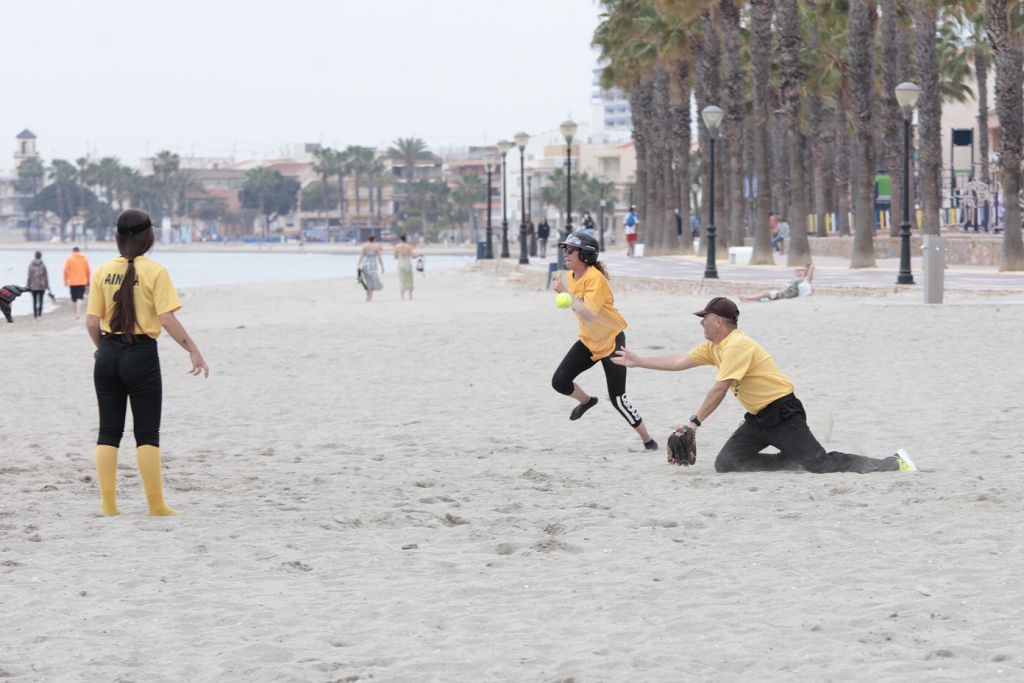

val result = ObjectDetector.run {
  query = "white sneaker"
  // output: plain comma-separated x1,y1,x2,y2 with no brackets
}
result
896,448,917,472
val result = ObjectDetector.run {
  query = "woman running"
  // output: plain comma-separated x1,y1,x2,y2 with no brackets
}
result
551,230,657,451
86,209,209,516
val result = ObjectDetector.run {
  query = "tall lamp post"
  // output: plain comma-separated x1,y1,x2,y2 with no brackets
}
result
496,139,512,257
895,81,921,285
598,176,607,252
701,105,723,279
527,174,536,256
484,158,495,259
515,131,530,265
559,119,577,271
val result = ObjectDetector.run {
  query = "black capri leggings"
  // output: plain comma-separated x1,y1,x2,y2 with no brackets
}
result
551,331,643,428
31,290,44,318
94,334,162,447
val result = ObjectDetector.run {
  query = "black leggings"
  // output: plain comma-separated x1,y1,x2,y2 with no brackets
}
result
31,290,44,318
551,331,643,428
94,334,162,447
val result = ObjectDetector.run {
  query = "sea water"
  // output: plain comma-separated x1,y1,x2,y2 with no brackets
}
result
0,248,472,320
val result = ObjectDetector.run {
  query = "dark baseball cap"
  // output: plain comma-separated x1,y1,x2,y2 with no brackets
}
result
694,296,739,322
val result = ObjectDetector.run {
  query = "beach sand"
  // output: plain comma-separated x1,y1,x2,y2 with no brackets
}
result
1,265,1022,681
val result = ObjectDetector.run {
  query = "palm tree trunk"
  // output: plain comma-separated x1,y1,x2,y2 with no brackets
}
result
987,0,1024,270
671,62,693,254
881,0,905,237
834,85,852,236
749,0,776,263
975,37,991,186
913,0,941,236
721,0,746,247
779,0,811,264
849,0,878,267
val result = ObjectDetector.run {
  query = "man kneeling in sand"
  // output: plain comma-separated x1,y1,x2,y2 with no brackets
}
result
612,297,917,474
357,235,385,302
740,264,814,303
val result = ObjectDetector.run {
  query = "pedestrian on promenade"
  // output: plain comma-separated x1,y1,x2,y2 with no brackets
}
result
690,213,700,241
357,235,384,302
550,230,658,452
86,209,209,516
582,212,596,237
612,297,917,473
26,251,51,320
64,246,91,319
537,218,551,258
393,234,421,301
740,265,815,302
675,209,683,239
624,206,639,257
771,216,790,254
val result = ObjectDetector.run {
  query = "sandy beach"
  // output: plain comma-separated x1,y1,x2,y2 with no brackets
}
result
1,263,1022,681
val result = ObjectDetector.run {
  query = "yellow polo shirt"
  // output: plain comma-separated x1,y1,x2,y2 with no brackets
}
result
688,330,794,414
568,267,627,360
87,256,181,339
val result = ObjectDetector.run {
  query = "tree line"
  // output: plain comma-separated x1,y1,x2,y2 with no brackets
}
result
595,0,1024,271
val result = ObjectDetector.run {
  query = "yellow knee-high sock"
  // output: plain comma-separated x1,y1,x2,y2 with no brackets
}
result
136,445,180,516
95,445,120,516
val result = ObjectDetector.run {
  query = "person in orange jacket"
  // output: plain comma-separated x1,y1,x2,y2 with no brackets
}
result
64,246,91,319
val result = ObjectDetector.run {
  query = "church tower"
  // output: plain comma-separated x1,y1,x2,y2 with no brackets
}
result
15,129,38,168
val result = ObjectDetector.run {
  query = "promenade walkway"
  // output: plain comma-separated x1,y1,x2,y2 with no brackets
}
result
494,246,1024,298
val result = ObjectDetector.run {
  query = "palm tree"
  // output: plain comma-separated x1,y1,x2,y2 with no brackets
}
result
749,0,776,264
848,0,878,267
311,147,337,221
49,159,79,240
986,0,1024,270
451,172,486,240
151,150,181,220
346,146,376,218
720,0,747,250
778,0,811,265
388,137,432,218
880,0,908,237
365,157,391,224
913,0,943,237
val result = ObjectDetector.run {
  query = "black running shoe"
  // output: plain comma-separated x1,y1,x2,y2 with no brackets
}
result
570,397,598,421
644,439,658,451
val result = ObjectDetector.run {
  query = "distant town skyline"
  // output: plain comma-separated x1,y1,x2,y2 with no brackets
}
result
1,0,603,171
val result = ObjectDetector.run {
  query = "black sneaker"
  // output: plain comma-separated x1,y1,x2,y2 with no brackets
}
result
570,397,598,421
644,439,658,451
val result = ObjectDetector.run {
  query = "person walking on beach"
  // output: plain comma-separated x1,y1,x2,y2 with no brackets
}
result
551,230,658,452
537,218,551,258
86,209,209,516
357,235,384,302
63,246,91,320
26,251,51,320
624,206,639,256
612,297,916,473
393,234,421,301
740,265,815,302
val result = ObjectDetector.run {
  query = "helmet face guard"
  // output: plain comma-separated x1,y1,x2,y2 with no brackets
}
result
558,230,600,265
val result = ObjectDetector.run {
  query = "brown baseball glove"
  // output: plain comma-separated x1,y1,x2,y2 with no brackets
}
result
666,427,697,466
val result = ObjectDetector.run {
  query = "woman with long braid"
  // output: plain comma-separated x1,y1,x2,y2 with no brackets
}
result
86,210,209,516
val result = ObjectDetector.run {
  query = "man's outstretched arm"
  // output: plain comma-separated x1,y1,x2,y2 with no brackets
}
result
612,347,698,371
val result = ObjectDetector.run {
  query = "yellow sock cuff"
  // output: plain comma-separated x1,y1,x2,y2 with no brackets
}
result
136,445,180,516
95,445,120,516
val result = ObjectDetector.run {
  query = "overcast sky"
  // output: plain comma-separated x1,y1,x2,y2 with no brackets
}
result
1,0,603,171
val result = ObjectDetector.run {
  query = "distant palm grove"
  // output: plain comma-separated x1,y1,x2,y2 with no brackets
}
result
595,0,1024,270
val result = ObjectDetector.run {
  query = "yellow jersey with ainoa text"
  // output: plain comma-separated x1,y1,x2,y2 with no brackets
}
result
87,256,181,339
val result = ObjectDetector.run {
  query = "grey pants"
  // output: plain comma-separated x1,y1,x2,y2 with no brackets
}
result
714,394,899,474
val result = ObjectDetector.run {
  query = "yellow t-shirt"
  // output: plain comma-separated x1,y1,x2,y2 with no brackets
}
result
688,330,794,414
87,256,181,339
568,267,627,360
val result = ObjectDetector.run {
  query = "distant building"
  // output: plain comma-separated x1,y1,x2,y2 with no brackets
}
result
1,129,41,233
590,67,633,144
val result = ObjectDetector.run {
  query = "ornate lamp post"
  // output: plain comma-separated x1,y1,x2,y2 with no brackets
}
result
598,175,607,252
527,174,536,256
483,158,495,259
514,131,530,265
496,139,512,257
701,105,723,279
561,119,578,233
895,81,921,285
559,119,577,270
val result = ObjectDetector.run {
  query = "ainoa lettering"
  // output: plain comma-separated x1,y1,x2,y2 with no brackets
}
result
103,273,139,286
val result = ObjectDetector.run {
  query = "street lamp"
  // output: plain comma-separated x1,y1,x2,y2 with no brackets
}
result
515,131,530,265
484,158,495,259
561,119,577,233
496,139,512,257
559,119,577,270
701,105,724,279
598,175,607,252
527,174,535,256
895,81,921,285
